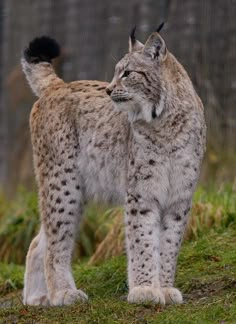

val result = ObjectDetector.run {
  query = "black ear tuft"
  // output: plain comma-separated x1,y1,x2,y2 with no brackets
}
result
156,22,165,33
24,36,60,64
130,26,136,44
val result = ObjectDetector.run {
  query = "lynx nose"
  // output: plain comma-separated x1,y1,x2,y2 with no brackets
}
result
106,87,112,96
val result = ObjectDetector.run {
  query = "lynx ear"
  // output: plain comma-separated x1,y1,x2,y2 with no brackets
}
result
129,26,144,53
143,32,167,60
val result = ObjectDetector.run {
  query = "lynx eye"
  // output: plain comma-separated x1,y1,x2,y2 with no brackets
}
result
122,70,131,78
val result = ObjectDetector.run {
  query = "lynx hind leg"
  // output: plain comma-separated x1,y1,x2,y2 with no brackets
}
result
42,164,88,306
30,103,88,306
23,226,49,306
37,154,87,304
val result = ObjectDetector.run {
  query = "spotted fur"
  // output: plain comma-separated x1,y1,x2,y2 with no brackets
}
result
22,32,206,306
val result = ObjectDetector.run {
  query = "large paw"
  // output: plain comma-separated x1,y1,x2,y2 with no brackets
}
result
24,294,50,306
128,286,165,305
162,287,183,304
50,289,88,306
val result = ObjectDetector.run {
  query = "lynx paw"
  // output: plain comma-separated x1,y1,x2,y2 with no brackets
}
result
162,287,183,304
24,294,50,306
128,286,165,305
50,289,88,306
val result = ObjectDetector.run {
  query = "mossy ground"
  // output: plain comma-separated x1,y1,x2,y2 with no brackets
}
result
0,225,235,323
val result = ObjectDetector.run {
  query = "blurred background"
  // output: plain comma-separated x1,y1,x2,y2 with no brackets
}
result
0,0,235,267
0,0,235,195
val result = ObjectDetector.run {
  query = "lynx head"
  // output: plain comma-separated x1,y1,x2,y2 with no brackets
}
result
106,26,169,123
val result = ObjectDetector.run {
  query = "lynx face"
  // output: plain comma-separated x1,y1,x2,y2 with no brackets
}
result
106,33,167,122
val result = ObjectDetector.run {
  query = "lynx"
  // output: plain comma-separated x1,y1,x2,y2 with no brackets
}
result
21,27,206,306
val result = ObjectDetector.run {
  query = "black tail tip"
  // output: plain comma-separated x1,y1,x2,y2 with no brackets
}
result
24,36,60,64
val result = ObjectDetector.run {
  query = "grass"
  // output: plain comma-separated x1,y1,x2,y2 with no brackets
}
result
0,184,235,264
0,185,235,322
0,190,39,264
185,183,236,239
0,188,114,263
0,225,235,323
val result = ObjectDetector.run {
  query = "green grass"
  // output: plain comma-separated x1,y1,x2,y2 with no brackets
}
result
0,225,235,323
0,185,235,322
0,190,39,263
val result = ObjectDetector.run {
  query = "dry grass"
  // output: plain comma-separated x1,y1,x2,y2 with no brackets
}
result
185,202,224,240
88,185,236,264
88,208,124,265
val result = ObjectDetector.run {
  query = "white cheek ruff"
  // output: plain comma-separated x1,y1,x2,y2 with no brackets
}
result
113,101,132,113
128,93,166,123
112,93,166,124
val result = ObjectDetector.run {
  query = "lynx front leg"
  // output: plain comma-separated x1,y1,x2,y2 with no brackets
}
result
23,226,49,305
159,199,191,304
125,193,165,305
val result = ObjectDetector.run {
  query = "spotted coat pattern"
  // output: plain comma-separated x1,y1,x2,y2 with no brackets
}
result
22,32,206,306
